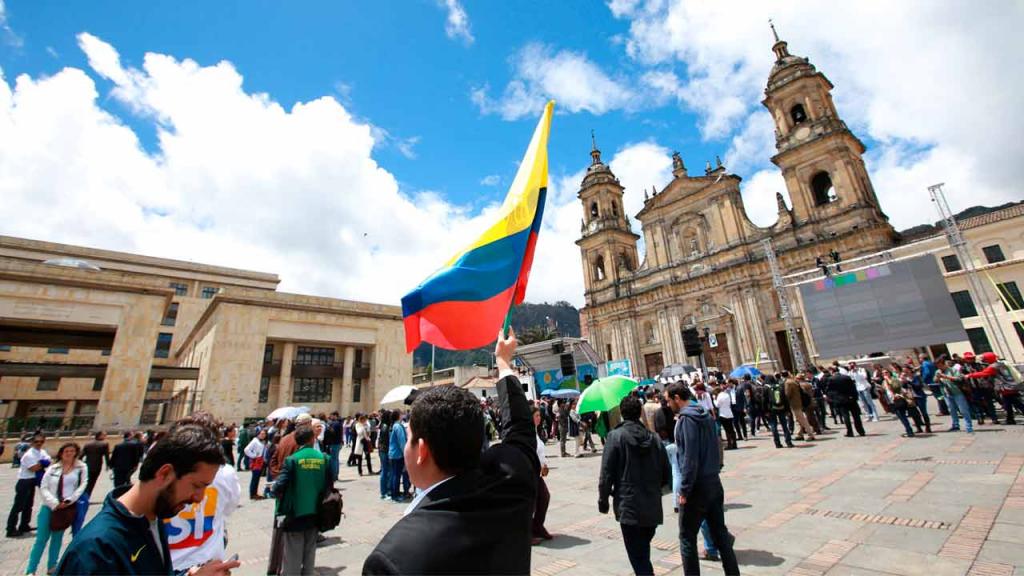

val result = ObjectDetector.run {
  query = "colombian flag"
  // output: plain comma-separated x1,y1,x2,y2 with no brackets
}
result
401,101,554,352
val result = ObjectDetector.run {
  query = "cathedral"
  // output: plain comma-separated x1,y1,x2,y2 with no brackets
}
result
576,33,897,377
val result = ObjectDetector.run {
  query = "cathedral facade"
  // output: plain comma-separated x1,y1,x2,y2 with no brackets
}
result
577,35,897,377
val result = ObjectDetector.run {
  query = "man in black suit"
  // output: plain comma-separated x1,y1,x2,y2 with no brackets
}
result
363,328,539,575
828,368,865,437
109,431,143,487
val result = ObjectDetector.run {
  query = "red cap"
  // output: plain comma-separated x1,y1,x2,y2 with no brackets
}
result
980,352,998,364
963,351,976,360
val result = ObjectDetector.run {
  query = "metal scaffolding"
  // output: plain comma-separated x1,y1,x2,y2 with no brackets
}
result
762,237,808,370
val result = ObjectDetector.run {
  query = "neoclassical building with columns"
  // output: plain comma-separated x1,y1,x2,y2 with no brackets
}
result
0,235,409,431
577,34,897,376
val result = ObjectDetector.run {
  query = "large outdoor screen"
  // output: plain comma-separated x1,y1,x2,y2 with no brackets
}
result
798,255,967,358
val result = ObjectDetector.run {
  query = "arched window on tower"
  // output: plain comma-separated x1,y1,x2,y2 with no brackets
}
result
790,103,807,125
590,202,600,220
611,201,619,218
593,255,606,281
618,251,633,272
811,171,837,206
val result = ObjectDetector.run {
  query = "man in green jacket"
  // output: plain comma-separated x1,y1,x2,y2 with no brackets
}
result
273,424,329,575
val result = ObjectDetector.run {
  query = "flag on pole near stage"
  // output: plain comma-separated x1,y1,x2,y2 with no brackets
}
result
401,101,554,352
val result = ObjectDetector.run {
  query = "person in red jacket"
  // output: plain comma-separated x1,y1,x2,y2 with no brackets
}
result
965,352,1024,425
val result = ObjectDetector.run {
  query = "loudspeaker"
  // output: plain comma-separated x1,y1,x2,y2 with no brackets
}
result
682,327,702,357
551,342,565,354
560,353,576,376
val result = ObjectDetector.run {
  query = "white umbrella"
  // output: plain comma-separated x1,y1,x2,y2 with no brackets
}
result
267,406,310,420
380,385,417,405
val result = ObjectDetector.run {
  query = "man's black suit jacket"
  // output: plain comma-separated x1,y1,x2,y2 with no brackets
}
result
362,374,539,575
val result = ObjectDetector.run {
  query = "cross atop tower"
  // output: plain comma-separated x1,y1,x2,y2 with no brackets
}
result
769,18,780,43
769,18,791,61
590,129,602,165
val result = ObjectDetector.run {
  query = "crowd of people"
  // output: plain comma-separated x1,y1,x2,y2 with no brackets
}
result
3,338,1021,575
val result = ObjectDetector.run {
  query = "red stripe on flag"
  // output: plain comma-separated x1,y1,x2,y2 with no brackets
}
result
404,285,517,352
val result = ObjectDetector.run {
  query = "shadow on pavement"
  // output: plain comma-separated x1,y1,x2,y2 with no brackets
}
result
724,502,752,511
539,534,591,550
736,549,785,567
315,566,347,575
317,536,344,548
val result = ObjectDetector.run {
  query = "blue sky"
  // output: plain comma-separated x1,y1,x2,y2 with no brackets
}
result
1,1,1021,307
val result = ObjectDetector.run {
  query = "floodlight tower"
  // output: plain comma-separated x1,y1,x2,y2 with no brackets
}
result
762,238,808,370
929,183,1016,362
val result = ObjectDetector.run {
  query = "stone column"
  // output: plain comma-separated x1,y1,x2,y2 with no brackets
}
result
63,400,76,428
341,346,356,415
669,309,684,364
95,296,164,429
657,310,674,364
278,342,295,406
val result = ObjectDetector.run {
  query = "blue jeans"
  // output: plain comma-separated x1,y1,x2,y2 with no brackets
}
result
327,444,341,482
858,389,878,419
27,506,65,574
947,393,973,432
664,441,682,499
390,458,409,499
379,456,392,498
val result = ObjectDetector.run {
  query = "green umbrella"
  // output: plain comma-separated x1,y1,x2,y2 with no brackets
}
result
577,375,639,415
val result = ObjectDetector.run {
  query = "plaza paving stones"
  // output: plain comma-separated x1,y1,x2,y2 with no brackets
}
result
3,415,1024,575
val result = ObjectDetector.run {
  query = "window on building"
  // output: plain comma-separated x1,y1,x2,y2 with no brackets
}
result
101,349,111,356
352,379,361,403
37,377,59,391
295,346,335,366
941,255,962,273
161,302,179,327
611,201,619,217
982,245,1006,264
606,343,613,361
259,376,270,404
93,378,104,391
0,344,10,351
966,327,993,354
950,290,978,318
1014,322,1024,349
47,347,69,354
996,281,1023,311
590,202,599,219
593,255,606,281
200,286,219,299
154,333,173,358
264,343,274,364
147,378,163,391
294,377,331,403
790,103,807,125
811,171,836,206
169,282,188,296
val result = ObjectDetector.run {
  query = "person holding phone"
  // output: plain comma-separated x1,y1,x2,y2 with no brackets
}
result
26,443,86,574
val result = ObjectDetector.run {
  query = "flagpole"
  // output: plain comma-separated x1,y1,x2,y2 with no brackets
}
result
431,344,435,385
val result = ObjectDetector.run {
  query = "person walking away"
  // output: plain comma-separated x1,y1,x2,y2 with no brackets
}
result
885,371,921,437
271,425,328,576
829,368,866,437
221,428,237,465
715,383,738,450
56,421,238,576
166,413,242,574
346,415,360,467
109,432,144,488
598,395,670,575
378,411,393,499
729,380,748,441
82,431,110,498
388,410,410,502
325,412,343,482
244,430,268,500
25,443,85,574
935,356,973,433
531,407,554,545
579,411,598,454
641,392,662,434
670,384,740,575
784,372,815,442
362,328,540,574
557,400,571,457
965,352,1024,424
766,378,795,448
748,377,766,436
270,414,308,481
7,433,50,538
810,370,831,431
798,374,823,435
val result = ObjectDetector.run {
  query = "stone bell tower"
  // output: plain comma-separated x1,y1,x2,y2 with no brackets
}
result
576,133,639,305
762,23,890,237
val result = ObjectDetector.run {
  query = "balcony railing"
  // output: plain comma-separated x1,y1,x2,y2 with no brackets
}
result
262,361,282,378
291,361,345,379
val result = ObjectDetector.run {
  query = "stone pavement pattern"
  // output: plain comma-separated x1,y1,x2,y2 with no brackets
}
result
2,415,1023,575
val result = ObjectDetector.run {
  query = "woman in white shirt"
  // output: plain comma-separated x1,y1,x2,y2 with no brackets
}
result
244,430,268,500
355,415,375,476
715,383,739,450
27,442,86,575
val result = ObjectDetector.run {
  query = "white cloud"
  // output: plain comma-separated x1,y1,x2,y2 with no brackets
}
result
0,34,534,308
438,0,474,45
0,0,23,48
609,0,1024,229
480,174,501,187
472,43,635,120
